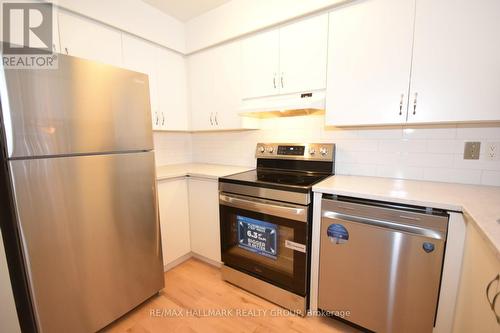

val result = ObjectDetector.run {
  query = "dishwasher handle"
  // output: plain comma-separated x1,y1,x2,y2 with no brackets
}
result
322,210,446,240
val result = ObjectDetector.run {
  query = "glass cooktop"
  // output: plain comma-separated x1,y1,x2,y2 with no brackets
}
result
220,169,331,190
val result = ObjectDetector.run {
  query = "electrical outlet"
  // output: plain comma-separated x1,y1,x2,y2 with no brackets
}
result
463,142,481,160
485,142,500,161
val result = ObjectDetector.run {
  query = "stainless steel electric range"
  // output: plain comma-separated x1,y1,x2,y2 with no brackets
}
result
218,143,335,315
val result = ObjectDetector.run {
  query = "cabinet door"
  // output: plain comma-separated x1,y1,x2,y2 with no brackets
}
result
453,222,500,332
279,14,328,95
188,178,221,263
122,35,159,130
210,41,246,130
156,48,189,131
188,48,216,131
241,29,280,99
58,11,122,67
408,0,500,123
157,178,191,268
325,0,415,126
189,41,257,131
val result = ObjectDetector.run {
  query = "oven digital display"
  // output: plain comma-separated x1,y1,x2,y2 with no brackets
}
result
237,216,278,259
277,145,305,156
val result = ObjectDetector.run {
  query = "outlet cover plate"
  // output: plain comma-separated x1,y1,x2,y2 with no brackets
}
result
463,142,481,160
485,142,500,161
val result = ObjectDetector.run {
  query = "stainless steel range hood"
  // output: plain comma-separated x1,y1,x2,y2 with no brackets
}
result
239,90,325,118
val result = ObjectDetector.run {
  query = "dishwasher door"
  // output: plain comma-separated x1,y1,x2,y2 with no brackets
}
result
318,198,447,333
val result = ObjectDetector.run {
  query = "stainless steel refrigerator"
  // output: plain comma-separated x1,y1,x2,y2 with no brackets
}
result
0,55,164,332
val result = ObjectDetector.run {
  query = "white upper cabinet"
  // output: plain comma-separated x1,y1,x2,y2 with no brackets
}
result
241,29,280,99
123,35,189,131
407,0,500,123
189,40,259,131
325,0,415,126
241,14,328,99
279,14,328,95
122,35,159,129
156,48,189,131
188,48,214,131
58,11,122,67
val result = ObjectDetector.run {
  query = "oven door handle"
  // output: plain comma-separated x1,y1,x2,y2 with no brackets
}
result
220,194,308,223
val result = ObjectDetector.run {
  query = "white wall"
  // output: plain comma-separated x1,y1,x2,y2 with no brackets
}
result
153,132,192,166
0,230,21,333
185,0,349,53
51,0,186,53
184,116,500,186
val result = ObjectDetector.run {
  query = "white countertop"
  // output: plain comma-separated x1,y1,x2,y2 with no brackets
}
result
313,175,500,256
156,163,253,181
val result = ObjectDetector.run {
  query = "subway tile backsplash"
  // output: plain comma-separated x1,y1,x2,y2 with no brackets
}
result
154,116,500,186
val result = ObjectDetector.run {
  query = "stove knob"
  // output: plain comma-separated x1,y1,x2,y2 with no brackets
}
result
309,147,316,155
266,146,274,153
258,146,265,153
320,147,328,156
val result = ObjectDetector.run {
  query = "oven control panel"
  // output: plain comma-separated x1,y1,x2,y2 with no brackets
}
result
255,143,335,161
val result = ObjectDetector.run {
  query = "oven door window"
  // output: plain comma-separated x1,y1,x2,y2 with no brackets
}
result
220,202,307,296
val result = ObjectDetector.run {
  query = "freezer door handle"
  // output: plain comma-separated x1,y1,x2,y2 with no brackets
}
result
322,210,445,240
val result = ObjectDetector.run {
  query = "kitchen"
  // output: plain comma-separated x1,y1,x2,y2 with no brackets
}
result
0,0,499,332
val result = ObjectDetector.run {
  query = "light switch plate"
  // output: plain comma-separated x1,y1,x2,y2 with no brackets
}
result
463,142,481,160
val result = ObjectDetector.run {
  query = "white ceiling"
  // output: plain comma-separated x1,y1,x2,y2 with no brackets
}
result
142,0,231,22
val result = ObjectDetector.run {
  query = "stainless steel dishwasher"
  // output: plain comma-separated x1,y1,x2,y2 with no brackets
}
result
318,195,448,333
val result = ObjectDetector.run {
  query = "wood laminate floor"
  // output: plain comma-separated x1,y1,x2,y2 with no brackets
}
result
102,258,359,333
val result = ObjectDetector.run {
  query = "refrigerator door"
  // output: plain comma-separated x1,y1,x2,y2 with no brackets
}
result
0,54,153,159
9,151,163,333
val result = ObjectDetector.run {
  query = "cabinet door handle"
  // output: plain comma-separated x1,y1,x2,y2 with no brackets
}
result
214,112,219,126
210,113,214,126
487,274,499,308
64,47,69,55
412,92,418,115
492,291,500,324
273,74,277,89
155,112,159,126
161,112,165,127
280,73,284,88
399,93,405,116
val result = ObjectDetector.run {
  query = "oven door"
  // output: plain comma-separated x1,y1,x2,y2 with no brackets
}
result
219,193,309,296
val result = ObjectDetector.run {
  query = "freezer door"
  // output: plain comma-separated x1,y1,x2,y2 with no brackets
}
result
9,151,164,333
0,54,153,159
318,214,445,333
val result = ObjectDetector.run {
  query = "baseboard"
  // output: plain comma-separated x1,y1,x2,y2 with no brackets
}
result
191,252,222,268
164,252,222,271
164,252,192,272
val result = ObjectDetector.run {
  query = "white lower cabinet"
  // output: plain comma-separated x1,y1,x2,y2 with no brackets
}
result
453,222,500,332
157,177,191,269
188,177,221,263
